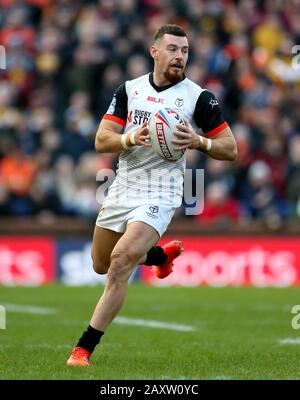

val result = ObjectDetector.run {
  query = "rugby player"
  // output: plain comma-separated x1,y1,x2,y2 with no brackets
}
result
67,24,237,366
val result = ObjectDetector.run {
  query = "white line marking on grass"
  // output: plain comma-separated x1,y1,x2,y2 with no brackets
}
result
115,316,195,332
0,344,71,349
25,344,71,349
60,317,196,332
3,303,57,315
200,304,237,312
279,338,300,345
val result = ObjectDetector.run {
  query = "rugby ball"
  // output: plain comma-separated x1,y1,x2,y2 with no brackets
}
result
148,108,186,161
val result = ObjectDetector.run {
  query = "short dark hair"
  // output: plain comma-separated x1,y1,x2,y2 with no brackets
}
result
153,24,187,43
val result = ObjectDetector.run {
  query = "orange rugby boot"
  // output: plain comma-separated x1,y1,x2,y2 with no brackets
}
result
66,346,91,367
154,240,183,279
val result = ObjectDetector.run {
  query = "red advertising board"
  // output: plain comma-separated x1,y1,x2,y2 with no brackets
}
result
140,236,300,287
0,237,55,285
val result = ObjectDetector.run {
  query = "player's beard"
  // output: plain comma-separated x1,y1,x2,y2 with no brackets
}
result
164,65,184,84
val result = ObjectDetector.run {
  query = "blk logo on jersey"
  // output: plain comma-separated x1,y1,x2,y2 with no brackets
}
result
147,96,164,104
130,109,152,125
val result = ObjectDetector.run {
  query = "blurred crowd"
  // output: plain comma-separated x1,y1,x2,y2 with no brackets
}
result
0,0,300,228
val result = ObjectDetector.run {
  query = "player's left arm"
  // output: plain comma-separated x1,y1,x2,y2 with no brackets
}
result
181,121,237,161
172,90,238,161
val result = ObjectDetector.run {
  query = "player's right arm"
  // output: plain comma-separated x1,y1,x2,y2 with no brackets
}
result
95,83,150,153
95,120,150,153
95,119,126,153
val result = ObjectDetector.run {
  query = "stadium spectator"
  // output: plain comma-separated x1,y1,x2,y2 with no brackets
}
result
240,160,286,223
0,144,37,215
196,181,240,225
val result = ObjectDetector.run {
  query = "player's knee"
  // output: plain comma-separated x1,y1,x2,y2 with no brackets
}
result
110,251,131,270
106,251,136,287
106,253,131,288
106,266,128,288
110,249,140,269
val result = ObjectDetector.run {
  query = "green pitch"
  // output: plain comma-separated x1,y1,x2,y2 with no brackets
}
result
1,284,300,380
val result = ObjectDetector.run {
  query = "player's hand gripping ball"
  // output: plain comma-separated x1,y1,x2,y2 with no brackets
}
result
148,108,186,161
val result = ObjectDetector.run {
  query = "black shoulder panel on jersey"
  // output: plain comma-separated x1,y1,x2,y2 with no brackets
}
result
193,90,227,135
105,82,128,122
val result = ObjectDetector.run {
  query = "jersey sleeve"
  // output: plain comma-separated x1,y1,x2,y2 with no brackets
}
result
102,83,128,126
193,90,228,137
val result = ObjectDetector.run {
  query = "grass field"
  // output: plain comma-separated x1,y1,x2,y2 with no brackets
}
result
1,284,300,380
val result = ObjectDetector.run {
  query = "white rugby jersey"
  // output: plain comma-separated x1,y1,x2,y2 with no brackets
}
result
102,73,228,207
